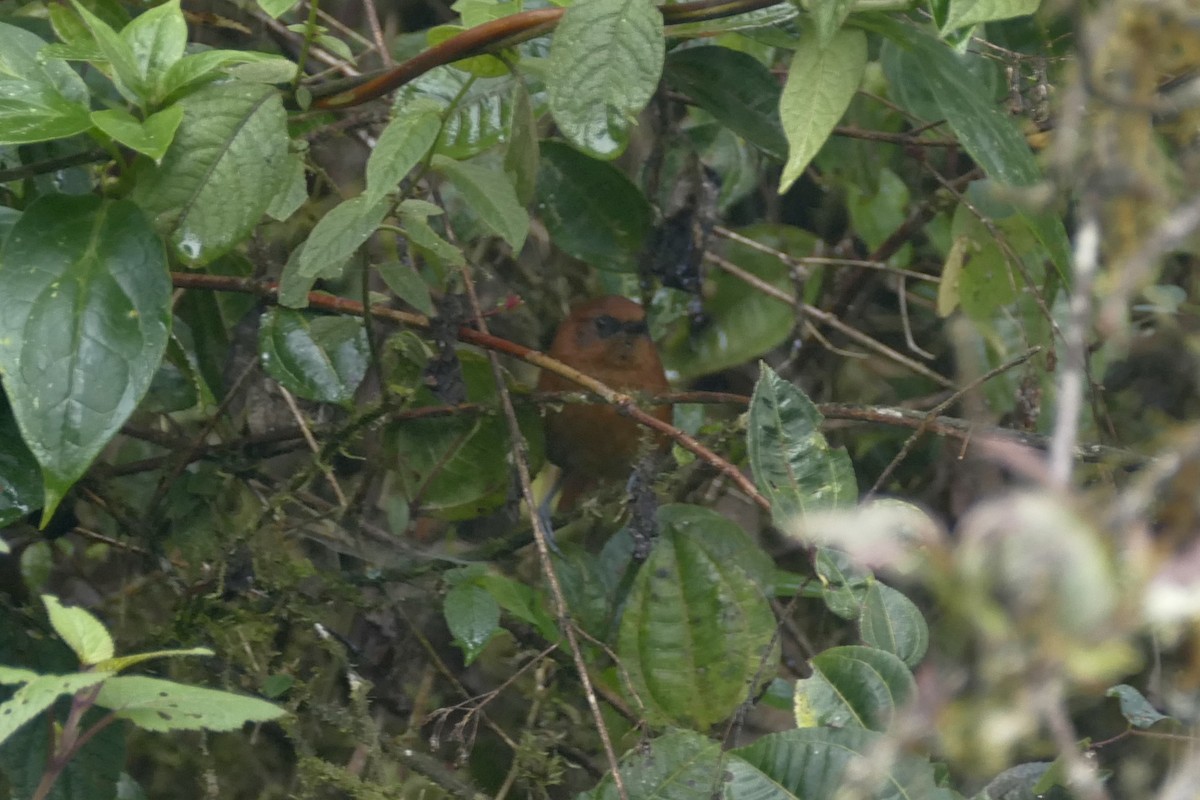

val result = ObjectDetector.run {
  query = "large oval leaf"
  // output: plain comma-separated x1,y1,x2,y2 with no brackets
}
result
793,645,915,731
665,46,787,160
132,81,289,266
258,308,369,404
618,504,778,728
747,364,858,526
536,140,653,271
0,194,171,519
731,726,953,799
547,0,664,158
779,27,867,193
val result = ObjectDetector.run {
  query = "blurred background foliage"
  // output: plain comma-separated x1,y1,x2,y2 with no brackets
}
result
2,0,1200,796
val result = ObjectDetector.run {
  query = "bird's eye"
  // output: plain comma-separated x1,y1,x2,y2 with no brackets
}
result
623,320,648,336
593,315,621,338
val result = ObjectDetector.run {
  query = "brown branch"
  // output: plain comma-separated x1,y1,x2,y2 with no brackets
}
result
308,0,786,109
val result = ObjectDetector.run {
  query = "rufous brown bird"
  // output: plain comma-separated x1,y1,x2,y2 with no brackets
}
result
537,296,672,510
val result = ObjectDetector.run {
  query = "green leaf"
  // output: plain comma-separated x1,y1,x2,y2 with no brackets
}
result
618,504,778,728
0,195,171,519
809,0,856,48
132,82,289,266
443,583,502,664
582,729,725,800
0,396,43,527
731,727,954,799
257,308,370,403
95,647,215,674
815,547,872,619
364,104,443,206
547,0,664,158
160,50,294,101
664,46,787,161
42,595,114,665
120,0,187,103
1106,685,1170,730
377,260,435,315
393,64,548,160
90,104,183,161
535,140,653,271
95,675,285,731
873,18,1070,276
747,364,858,525
0,23,92,145
859,582,929,668
794,645,915,731
779,27,866,193
278,194,390,307
431,154,528,250
398,209,466,269
503,82,539,205
0,671,112,748
71,0,146,104
258,0,297,18
941,0,1039,34
266,152,309,222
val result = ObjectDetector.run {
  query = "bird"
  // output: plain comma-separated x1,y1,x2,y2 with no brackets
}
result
537,295,673,511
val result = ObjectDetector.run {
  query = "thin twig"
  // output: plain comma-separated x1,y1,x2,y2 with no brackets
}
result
867,347,1042,497
1050,210,1100,488
457,269,630,800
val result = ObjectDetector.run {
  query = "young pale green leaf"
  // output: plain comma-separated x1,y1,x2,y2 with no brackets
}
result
747,364,858,526
0,398,43,528
730,726,954,799
90,104,183,161
132,82,289,266
0,23,92,145
503,82,540,205
71,0,146,104
809,0,856,48
664,46,787,161
43,595,114,665
941,0,1039,34
443,583,502,665
794,645,915,731
431,154,528,250
257,308,370,403
547,0,663,158
393,64,548,160
95,675,285,731
618,504,778,728
0,666,40,684
377,261,435,315
258,0,297,18
874,18,1070,276
536,140,652,271
120,0,187,103
859,582,930,668
582,729,725,800
779,27,867,193
160,50,294,100
0,671,112,748
266,153,309,222
94,647,215,674
0,195,171,520
278,194,390,307
398,213,466,270
364,105,443,206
